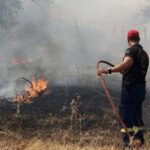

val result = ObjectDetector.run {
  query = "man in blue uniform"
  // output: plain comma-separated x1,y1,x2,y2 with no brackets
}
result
97,29,149,149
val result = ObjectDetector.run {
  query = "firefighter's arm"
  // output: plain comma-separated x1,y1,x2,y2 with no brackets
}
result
111,56,134,73
97,56,133,75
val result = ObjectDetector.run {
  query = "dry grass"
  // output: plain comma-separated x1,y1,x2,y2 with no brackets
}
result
0,110,149,150
0,129,149,150
24,141,120,150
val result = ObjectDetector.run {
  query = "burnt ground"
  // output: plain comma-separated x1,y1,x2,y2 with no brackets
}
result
0,85,122,115
0,85,149,138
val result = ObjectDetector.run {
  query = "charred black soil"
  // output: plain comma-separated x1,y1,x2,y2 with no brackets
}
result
0,85,149,140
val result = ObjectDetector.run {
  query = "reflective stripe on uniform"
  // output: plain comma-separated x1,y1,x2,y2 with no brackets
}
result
133,126,145,132
121,128,134,133
120,127,145,133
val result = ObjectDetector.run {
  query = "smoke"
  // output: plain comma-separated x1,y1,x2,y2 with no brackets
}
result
0,0,150,96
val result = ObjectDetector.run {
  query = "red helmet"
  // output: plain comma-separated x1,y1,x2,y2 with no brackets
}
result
127,29,140,41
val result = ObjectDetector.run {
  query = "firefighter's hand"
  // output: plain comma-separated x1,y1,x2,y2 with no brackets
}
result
97,68,108,76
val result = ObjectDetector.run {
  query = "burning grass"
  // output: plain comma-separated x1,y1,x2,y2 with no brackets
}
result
15,77,48,104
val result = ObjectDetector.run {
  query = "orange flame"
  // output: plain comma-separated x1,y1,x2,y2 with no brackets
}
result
15,77,48,104
11,56,33,65
11,58,25,65
25,78,48,98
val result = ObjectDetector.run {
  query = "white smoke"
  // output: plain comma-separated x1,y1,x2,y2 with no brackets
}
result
0,0,150,96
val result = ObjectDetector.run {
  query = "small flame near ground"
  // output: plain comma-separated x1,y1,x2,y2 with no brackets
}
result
15,77,48,104
11,58,25,65
11,56,33,65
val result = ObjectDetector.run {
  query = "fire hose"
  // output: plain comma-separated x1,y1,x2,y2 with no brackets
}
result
96,60,143,150
96,60,141,150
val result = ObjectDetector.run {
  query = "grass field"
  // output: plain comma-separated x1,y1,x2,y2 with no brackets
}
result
0,114,150,150
0,130,150,150
0,85,150,150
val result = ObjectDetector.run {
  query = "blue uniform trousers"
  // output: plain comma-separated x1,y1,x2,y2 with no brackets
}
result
119,83,145,147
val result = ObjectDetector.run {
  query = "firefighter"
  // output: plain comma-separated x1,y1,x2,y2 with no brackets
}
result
97,29,149,149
